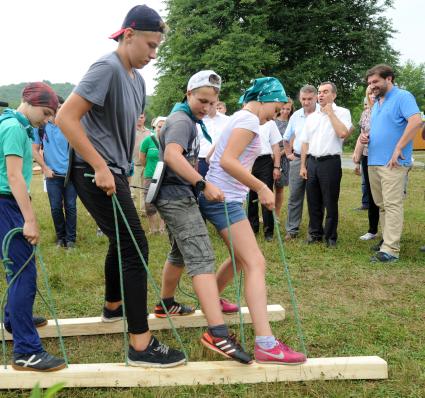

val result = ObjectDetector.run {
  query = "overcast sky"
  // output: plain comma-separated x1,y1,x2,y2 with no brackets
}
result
0,0,423,95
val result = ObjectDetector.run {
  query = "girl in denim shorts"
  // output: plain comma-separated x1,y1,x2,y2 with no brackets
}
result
199,77,307,365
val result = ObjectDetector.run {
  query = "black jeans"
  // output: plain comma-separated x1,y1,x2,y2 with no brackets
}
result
248,155,274,237
306,156,342,242
361,156,380,234
72,167,149,334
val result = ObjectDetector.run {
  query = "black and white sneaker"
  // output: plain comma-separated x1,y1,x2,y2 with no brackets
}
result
128,336,186,368
12,351,66,372
4,316,48,334
154,301,195,318
101,305,123,322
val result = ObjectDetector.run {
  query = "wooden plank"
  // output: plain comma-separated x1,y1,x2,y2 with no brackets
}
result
1,304,285,340
0,356,388,389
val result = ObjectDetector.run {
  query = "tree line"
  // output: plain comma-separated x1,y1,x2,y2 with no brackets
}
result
149,0,424,119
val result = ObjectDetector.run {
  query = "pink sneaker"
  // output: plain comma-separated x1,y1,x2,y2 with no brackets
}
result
255,339,306,365
220,298,239,314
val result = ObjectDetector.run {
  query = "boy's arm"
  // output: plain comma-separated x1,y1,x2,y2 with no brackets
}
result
164,143,223,201
56,93,115,195
32,143,54,178
6,156,39,244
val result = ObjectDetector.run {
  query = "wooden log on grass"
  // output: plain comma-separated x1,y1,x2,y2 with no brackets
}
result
1,304,285,340
0,356,388,389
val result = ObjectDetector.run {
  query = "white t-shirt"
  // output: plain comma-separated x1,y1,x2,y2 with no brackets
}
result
197,112,230,158
207,110,261,202
259,120,282,155
298,103,352,157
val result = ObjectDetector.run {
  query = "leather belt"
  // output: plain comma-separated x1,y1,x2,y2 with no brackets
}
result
308,154,340,161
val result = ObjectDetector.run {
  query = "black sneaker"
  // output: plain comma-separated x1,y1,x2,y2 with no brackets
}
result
265,234,273,242
12,351,66,372
201,331,252,364
127,336,186,368
154,301,195,318
66,241,76,249
306,236,323,244
4,316,48,334
326,239,337,248
371,251,398,263
56,239,66,248
101,305,123,322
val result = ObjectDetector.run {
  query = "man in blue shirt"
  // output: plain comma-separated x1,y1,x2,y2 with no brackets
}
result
33,96,77,248
362,64,422,262
283,85,319,240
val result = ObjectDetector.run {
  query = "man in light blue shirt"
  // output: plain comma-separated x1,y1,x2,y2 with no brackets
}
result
283,85,319,240
362,64,422,262
33,96,77,248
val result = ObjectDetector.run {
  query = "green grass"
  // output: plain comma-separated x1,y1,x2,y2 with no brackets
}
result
1,166,425,397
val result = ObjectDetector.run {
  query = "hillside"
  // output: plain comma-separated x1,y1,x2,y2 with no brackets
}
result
0,81,75,109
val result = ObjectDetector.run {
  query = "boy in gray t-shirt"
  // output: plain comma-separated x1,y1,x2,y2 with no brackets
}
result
154,70,252,365
56,5,185,368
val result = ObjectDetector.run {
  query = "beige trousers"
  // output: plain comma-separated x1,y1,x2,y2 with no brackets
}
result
368,165,408,258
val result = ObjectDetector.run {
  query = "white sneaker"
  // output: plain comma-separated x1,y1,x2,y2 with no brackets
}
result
359,232,377,241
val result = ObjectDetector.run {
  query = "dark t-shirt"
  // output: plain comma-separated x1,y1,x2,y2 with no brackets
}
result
157,111,199,200
73,52,145,175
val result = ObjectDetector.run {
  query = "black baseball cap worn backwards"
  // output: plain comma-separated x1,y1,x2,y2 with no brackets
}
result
109,5,165,41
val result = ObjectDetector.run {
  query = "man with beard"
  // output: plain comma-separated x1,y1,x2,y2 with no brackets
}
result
362,64,421,263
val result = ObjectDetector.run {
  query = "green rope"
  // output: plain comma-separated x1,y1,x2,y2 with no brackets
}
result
177,281,199,310
111,194,188,363
272,211,307,356
112,198,129,366
223,200,246,350
84,173,188,363
1,228,68,369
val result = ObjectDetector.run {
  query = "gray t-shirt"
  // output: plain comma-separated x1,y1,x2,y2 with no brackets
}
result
157,111,199,200
73,52,145,175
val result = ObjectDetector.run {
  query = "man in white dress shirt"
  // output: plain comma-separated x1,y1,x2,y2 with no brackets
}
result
299,82,352,247
197,101,229,178
283,85,319,241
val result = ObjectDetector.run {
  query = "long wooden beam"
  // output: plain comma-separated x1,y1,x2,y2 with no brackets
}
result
1,304,285,340
0,356,388,389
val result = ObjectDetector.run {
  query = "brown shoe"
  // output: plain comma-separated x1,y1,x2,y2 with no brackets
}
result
285,233,297,241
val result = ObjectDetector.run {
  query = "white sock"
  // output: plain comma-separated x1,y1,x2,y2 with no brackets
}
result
255,335,276,350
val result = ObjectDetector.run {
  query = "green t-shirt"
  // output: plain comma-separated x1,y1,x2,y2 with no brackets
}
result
0,117,33,194
140,135,159,178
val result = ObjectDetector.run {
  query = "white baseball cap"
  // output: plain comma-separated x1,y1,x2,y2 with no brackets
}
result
187,70,222,91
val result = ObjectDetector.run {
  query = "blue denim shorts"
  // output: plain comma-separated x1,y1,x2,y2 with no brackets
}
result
198,195,247,232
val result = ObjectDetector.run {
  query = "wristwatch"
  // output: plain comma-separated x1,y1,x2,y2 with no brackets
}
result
195,178,207,193
274,166,282,171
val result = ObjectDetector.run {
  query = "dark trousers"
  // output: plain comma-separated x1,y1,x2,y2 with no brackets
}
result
0,198,43,355
72,167,149,334
361,156,379,234
248,155,274,237
361,172,369,208
306,156,342,241
198,158,209,179
45,176,77,243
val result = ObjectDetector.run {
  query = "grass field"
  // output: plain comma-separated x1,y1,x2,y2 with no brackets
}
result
1,164,425,397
